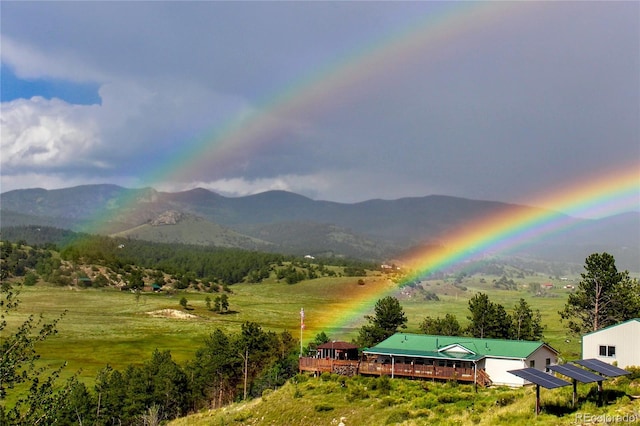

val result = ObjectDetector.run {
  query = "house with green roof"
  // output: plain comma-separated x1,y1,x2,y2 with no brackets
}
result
582,318,640,369
363,333,559,387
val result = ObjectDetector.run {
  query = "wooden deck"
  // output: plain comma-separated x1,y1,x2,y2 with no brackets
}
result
299,357,492,387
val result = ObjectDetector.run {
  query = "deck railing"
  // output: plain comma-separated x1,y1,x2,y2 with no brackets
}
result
299,358,491,386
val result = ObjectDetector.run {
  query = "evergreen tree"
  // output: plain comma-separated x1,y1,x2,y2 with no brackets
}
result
466,292,511,339
420,313,462,336
188,329,238,410
304,331,330,356
357,296,407,347
179,296,188,310
220,293,229,312
560,252,640,334
511,298,544,340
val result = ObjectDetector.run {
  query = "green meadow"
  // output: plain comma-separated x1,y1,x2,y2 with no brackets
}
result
7,270,580,388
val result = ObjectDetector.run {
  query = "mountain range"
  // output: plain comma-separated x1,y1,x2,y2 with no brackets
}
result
1,184,638,271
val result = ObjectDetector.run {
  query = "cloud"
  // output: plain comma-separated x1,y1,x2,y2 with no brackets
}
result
0,1,638,215
1,97,101,172
1,36,105,82
171,175,324,199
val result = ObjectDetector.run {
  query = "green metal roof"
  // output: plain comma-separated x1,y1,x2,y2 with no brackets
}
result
365,346,482,361
363,333,554,361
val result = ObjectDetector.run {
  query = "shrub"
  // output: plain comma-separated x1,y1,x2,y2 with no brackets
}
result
385,410,410,424
376,396,399,408
437,393,460,404
414,395,438,409
495,394,516,407
314,404,334,412
625,366,640,380
23,272,38,286
413,409,430,420
233,412,251,422
292,373,308,384
374,375,392,394
346,385,369,402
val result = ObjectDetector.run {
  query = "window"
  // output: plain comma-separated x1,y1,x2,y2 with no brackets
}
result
545,358,551,372
599,345,616,357
529,360,535,368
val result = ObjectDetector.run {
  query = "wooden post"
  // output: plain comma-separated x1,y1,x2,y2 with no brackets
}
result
597,380,603,407
572,379,577,408
535,384,540,415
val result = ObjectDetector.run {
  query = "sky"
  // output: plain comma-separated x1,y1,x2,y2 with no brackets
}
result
1,1,638,216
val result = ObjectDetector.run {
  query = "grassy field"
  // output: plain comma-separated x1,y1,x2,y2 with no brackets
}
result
5,269,580,390
169,372,640,426
7,268,631,424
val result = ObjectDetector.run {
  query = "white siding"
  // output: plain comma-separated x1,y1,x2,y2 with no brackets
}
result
478,346,558,387
582,320,640,369
483,358,527,387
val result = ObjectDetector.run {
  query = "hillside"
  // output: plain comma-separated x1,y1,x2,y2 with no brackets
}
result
111,211,274,250
169,373,640,426
2,239,639,425
1,184,638,270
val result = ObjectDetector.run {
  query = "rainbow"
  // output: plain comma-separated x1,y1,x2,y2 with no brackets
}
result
73,2,638,338
319,164,639,335
86,1,527,231
147,1,528,187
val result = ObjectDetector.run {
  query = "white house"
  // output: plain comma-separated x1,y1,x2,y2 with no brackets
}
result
582,318,640,369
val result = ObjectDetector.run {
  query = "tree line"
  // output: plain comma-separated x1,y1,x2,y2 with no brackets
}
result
354,253,639,348
352,293,543,349
2,242,638,424
1,233,375,292
1,281,299,425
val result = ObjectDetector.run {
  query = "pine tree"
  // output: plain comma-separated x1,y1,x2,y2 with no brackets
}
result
560,252,640,334
511,298,544,340
357,296,407,347
466,292,511,339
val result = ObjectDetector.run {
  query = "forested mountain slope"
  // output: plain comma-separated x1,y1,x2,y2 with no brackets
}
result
2,185,638,270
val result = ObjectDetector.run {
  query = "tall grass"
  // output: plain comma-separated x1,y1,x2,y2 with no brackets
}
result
169,372,640,425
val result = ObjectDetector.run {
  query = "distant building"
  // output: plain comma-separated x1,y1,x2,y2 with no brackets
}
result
581,318,640,369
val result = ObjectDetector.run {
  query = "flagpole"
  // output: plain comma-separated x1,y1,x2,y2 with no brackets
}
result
300,308,304,357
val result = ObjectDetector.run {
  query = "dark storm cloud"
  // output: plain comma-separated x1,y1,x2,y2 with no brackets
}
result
1,1,637,213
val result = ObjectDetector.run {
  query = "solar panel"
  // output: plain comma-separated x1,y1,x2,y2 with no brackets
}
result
508,368,571,389
573,359,630,377
548,364,604,383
